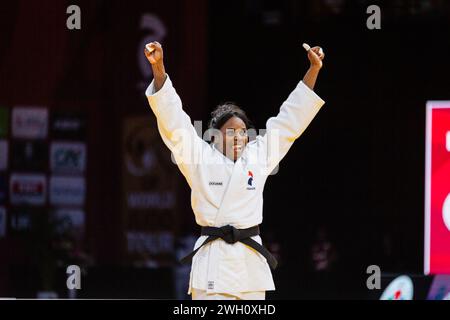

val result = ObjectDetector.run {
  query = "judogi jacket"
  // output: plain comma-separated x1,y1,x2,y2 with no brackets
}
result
146,74,325,295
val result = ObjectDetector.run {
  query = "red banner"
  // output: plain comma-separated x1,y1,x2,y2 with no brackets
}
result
425,102,450,274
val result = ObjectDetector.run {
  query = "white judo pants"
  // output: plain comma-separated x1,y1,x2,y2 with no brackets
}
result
191,289,265,300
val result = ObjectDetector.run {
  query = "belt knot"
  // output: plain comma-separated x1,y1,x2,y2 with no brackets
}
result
219,225,240,244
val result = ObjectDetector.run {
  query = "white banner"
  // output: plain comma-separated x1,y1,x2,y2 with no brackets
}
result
50,176,85,206
12,107,48,139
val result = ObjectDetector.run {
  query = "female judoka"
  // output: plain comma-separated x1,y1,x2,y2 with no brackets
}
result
144,41,325,300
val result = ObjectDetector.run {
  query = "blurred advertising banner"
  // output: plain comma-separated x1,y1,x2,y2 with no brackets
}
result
50,111,87,141
12,107,48,140
50,142,87,174
49,176,86,206
52,208,85,242
10,174,47,206
122,116,177,267
425,101,450,274
427,275,450,300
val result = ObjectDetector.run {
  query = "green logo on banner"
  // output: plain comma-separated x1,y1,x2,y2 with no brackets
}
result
0,108,8,138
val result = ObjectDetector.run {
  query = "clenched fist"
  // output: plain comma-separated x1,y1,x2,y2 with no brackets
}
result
305,45,325,70
301,43,325,90
144,41,166,91
145,41,164,65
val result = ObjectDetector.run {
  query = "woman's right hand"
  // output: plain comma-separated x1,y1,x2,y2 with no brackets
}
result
145,41,166,91
145,41,164,65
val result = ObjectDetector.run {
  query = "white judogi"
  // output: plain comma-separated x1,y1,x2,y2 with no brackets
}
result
146,74,325,296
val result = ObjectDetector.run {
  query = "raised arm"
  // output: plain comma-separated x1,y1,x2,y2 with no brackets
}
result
255,45,326,174
144,42,205,185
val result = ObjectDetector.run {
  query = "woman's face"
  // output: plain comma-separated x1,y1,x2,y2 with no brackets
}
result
217,116,248,161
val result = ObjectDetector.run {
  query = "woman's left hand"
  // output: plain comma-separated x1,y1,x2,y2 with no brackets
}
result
307,46,325,69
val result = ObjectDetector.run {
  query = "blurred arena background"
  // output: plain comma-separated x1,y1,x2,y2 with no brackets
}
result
0,0,449,299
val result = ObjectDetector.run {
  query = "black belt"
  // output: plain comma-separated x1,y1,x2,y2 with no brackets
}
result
180,225,278,270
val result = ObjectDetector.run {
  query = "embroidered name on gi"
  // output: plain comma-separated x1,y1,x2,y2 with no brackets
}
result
209,182,223,186
208,281,215,289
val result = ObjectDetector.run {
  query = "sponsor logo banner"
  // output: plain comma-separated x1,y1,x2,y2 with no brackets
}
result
12,107,48,139
427,275,450,300
380,275,414,300
10,174,47,206
50,176,85,206
52,208,85,240
127,231,174,254
50,142,86,174
122,116,177,266
50,112,86,140
127,192,175,210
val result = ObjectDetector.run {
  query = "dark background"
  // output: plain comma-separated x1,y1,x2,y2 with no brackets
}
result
0,0,449,299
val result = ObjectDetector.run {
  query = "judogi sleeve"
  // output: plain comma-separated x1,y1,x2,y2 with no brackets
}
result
145,74,204,185
256,81,325,174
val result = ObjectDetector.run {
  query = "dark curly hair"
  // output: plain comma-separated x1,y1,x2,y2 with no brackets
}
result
208,102,254,131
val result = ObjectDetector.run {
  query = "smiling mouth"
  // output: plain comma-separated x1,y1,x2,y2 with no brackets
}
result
233,145,243,152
